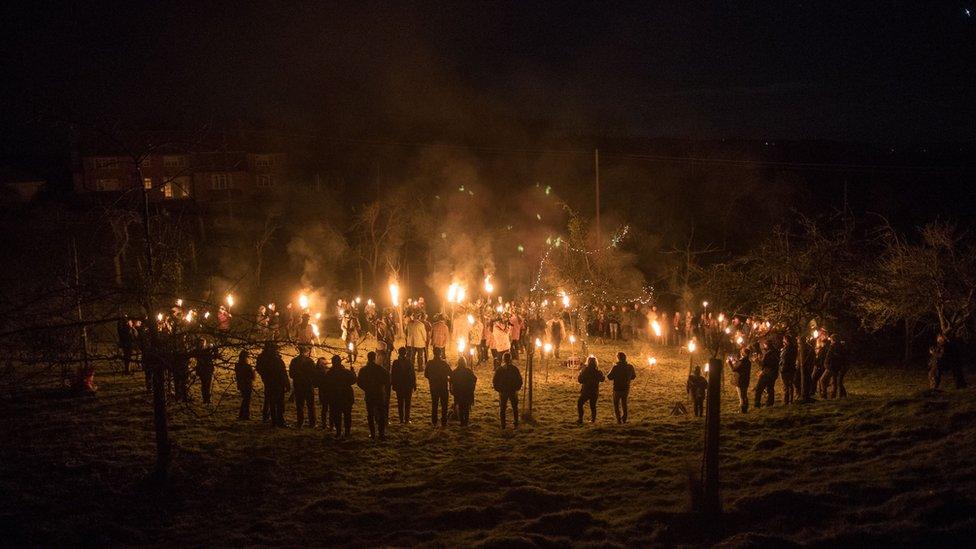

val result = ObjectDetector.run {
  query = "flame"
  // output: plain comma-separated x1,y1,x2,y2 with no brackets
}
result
569,335,576,344
447,283,458,303
468,347,476,357
560,291,570,308
456,337,466,353
467,314,475,325
311,323,320,337
225,294,235,307
184,310,194,323
456,287,466,303
651,320,662,337
389,282,400,306
204,311,211,319
535,338,542,348
175,298,183,307
156,313,164,322
543,342,553,354
483,275,494,294
702,300,709,308
315,312,322,320
648,357,657,366
347,342,355,352
717,313,724,322
736,335,744,345
812,329,820,339
298,293,310,310
687,340,697,353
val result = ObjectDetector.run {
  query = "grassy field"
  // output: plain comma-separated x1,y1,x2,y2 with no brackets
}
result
1,338,975,546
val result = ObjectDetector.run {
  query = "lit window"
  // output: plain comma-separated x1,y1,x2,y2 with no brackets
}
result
211,173,231,190
143,177,153,190
163,177,191,199
256,174,274,188
94,157,118,169
95,178,119,191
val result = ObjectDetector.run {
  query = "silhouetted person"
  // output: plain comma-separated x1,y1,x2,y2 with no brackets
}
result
826,335,849,398
930,332,966,389
289,346,317,428
754,340,778,408
731,347,752,413
492,352,523,429
576,356,605,424
357,351,391,439
779,334,798,404
194,338,216,405
314,357,332,430
450,356,478,426
606,352,636,423
798,337,816,401
117,316,134,374
235,350,255,420
425,351,452,427
259,343,289,427
255,342,279,422
686,365,708,417
390,347,416,423
323,355,357,439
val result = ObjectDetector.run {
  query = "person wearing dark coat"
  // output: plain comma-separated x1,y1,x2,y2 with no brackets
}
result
390,347,416,423
357,352,391,439
117,316,135,375
826,336,850,398
686,366,708,417
931,332,968,390
255,343,276,422
492,352,523,429
257,343,289,426
779,334,798,404
450,357,478,426
576,356,606,424
314,357,332,429
754,340,779,408
425,352,452,427
194,338,217,405
731,347,752,413
289,346,317,428
798,337,816,401
323,355,357,439
235,350,255,420
606,352,636,423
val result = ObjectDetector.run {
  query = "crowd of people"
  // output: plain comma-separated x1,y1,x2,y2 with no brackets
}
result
110,293,967,438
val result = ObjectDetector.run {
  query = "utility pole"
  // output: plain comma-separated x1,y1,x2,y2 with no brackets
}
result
594,149,601,246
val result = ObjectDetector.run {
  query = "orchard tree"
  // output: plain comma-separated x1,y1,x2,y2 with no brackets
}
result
854,221,976,342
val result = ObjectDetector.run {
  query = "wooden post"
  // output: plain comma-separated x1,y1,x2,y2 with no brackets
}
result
703,357,723,517
526,347,534,419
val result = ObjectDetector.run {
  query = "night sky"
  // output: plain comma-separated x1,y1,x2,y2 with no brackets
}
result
2,1,975,153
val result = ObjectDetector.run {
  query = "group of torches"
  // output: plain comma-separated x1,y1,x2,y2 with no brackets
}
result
156,287,824,375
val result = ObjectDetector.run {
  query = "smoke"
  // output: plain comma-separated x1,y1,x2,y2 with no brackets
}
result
286,221,349,315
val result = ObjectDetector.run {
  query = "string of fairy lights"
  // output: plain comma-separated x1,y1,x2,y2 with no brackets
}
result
529,225,653,305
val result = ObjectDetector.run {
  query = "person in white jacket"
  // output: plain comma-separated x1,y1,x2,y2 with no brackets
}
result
404,314,428,372
491,316,511,368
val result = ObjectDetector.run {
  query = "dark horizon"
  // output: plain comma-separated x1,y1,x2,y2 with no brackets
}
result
3,1,976,158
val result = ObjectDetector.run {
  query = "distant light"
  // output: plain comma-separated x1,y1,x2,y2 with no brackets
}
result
545,185,552,195
647,357,657,366
517,244,524,253
536,213,542,221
